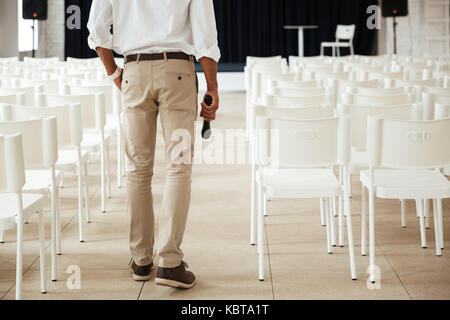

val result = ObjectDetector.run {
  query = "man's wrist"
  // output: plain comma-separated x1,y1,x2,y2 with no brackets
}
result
206,83,218,92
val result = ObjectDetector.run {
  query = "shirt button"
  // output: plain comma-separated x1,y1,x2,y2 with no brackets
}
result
178,76,182,80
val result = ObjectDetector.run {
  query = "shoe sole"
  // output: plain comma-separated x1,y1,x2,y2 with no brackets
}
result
130,267,151,281
155,277,196,289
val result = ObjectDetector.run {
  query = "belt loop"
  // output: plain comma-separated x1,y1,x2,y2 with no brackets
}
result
189,55,194,62
163,52,168,62
136,53,141,64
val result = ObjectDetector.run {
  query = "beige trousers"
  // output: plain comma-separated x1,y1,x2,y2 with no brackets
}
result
122,58,197,268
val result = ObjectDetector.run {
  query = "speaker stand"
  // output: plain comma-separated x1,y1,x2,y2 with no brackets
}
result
31,18,36,58
393,15,398,55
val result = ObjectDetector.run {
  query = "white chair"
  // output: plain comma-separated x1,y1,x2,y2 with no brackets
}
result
37,92,110,213
69,81,124,188
321,25,355,57
255,115,356,281
0,117,59,282
0,133,47,300
0,57,19,64
343,92,413,106
0,93,25,105
0,85,43,106
249,103,335,245
1,103,89,244
23,57,60,65
362,117,450,283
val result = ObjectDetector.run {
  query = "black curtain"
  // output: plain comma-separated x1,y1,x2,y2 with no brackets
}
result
65,0,378,62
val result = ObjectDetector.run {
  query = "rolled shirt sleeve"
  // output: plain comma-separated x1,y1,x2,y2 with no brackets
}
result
190,0,221,62
87,0,113,51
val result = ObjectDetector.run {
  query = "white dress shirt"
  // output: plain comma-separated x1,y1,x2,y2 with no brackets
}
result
87,0,221,62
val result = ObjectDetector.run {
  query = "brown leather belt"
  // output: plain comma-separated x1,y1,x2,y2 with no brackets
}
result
124,52,193,64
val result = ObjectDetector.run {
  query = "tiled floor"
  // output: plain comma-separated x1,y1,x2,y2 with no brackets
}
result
1,93,449,300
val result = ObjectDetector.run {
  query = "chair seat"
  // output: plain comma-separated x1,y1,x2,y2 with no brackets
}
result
81,130,112,150
0,193,46,230
56,149,89,172
259,168,342,198
360,169,450,199
23,170,62,193
349,150,369,174
321,42,351,47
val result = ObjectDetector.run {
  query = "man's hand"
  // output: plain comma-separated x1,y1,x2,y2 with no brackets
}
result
199,57,219,122
113,74,122,91
201,90,219,122
96,46,121,90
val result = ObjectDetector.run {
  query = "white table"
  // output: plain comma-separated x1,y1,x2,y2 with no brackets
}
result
284,25,319,57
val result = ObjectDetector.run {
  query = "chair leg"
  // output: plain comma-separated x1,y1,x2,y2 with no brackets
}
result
433,199,442,256
369,187,376,283
347,172,352,198
332,196,338,217
437,198,444,249
77,148,85,243
59,172,64,188
401,199,406,228
0,229,4,243
263,194,268,217
250,142,256,245
105,141,112,199
361,185,367,256
16,194,24,300
329,197,336,247
257,175,264,281
101,139,106,213
320,198,326,226
84,161,91,223
117,130,122,188
350,44,355,56
415,199,420,218
55,182,61,255
338,194,344,247
418,199,427,248
320,45,324,56
38,210,46,293
425,199,430,229
325,198,332,254
50,167,57,281
343,168,357,280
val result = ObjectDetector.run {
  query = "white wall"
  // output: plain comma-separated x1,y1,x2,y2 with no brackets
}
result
0,0,19,57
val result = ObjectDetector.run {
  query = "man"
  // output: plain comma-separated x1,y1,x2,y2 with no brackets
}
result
87,0,220,289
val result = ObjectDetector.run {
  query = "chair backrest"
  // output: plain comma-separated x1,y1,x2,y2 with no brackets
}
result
336,25,355,41
269,86,328,97
263,93,334,107
423,92,450,120
66,57,101,66
246,56,282,66
347,86,407,96
338,103,417,151
21,78,61,94
69,83,114,115
37,92,105,131
255,104,335,120
0,133,25,193
0,57,19,64
367,117,450,169
0,103,82,147
23,57,60,65
435,104,450,120
270,79,320,89
256,115,350,168
343,92,411,105
0,117,58,169
0,93,25,105
0,86,42,106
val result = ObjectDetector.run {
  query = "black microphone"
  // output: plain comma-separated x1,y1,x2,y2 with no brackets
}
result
202,94,212,139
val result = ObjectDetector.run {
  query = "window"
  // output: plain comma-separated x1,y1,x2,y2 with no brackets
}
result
18,0,39,52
